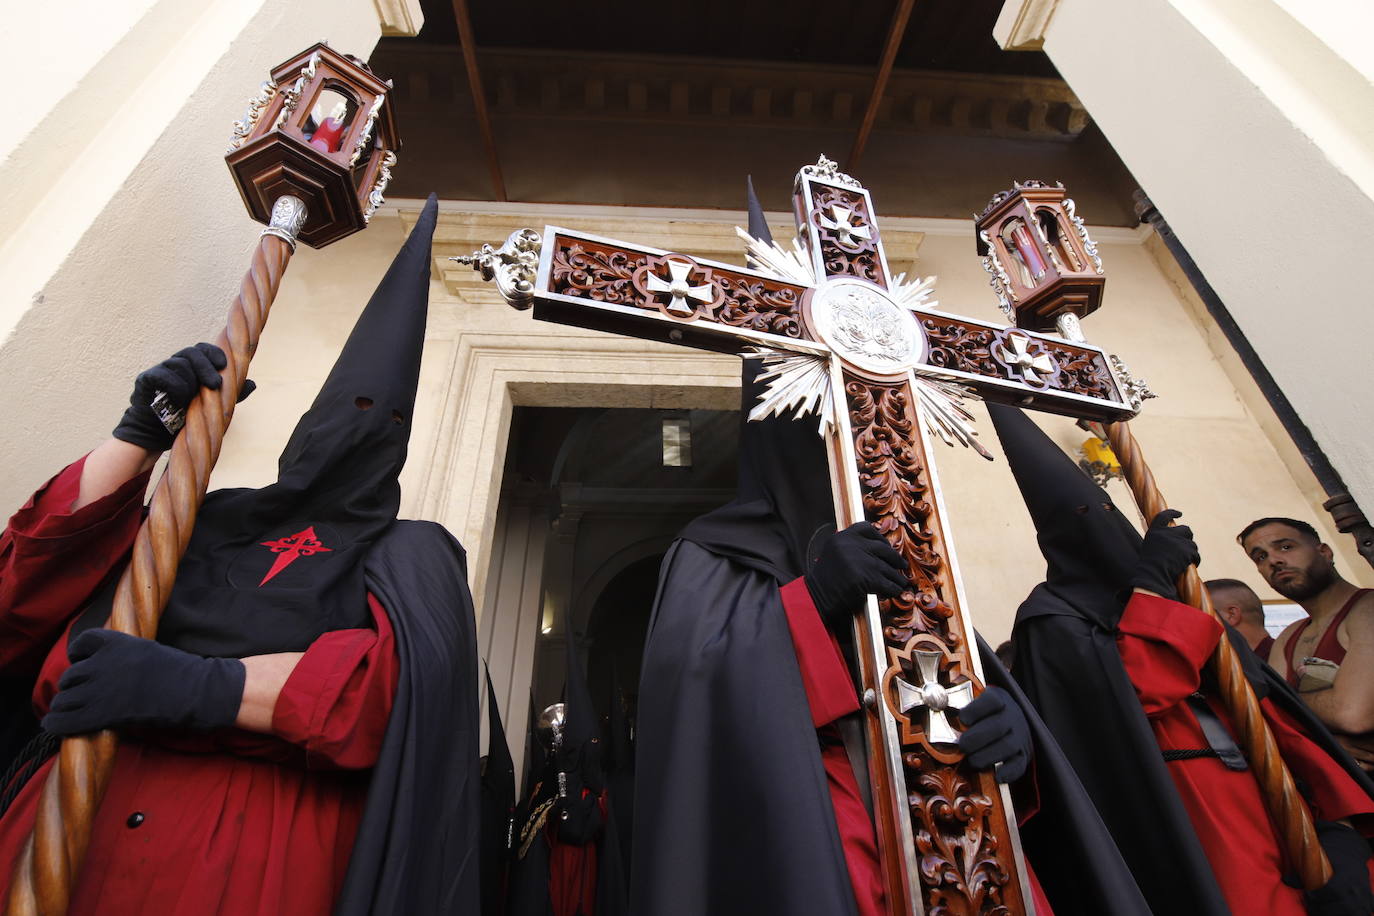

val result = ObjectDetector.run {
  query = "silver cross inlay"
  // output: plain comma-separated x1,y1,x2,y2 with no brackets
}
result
998,332,1057,384
819,204,873,252
895,650,975,746
645,259,715,316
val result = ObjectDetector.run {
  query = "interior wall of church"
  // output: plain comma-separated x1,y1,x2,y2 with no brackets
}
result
1012,0,1374,544
0,0,418,515
206,199,1370,744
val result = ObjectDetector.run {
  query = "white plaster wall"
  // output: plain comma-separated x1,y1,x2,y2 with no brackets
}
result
1028,0,1374,539
0,0,394,513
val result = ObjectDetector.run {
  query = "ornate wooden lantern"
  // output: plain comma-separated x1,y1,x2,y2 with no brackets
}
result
975,180,1104,334
226,41,399,248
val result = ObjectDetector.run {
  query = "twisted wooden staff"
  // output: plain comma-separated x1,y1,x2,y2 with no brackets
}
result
1105,419,1332,890
5,196,307,916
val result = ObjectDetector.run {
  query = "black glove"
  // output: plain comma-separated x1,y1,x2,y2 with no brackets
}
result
113,343,255,452
1129,509,1201,600
804,522,910,625
1304,820,1374,916
955,686,1031,784
42,629,245,735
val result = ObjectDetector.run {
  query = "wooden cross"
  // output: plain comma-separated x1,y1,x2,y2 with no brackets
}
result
455,157,1145,915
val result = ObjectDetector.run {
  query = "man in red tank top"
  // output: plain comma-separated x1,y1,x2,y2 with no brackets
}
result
1241,517,1374,771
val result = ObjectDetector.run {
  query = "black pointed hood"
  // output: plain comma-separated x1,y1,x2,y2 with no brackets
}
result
986,402,1141,624
149,194,440,658
746,175,773,245
553,612,607,845
679,178,834,580
679,357,835,583
272,192,438,511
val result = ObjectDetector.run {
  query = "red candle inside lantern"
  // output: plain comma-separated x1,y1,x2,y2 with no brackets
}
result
309,117,347,153
1009,222,1047,281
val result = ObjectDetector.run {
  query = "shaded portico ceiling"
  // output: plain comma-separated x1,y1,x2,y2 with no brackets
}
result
374,0,1142,225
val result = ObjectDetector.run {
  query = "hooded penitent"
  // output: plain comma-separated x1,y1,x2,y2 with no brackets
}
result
557,613,606,844
634,353,1151,916
77,195,440,657
632,355,859,916
55,193,480,915
992,402,1374,914
988,401,1233,914
987,401,1142,622
509,615,628,916
632,176,1152,915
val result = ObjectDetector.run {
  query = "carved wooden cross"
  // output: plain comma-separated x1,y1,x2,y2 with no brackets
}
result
455,157,1145,915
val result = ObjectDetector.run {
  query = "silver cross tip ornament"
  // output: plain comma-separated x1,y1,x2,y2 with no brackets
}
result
895,650,975,746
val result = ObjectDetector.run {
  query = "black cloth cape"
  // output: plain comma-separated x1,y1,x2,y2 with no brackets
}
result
632,538,857,916
481,667,517,916
633,538,1150,916
334,519,481,916
976,631,1150,916
1012,586,1374,916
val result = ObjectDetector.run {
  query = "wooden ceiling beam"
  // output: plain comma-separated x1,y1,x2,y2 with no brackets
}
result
848,0,917,172
451,0,508,201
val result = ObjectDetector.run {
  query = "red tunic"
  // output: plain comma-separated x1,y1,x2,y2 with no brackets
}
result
1117,592,1374,915
545,792,607,916
0,459,399,915
777,580,1054,916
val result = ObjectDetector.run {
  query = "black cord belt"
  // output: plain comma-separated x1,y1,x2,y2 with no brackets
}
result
1162,747,1223,762
1160,693,1249,771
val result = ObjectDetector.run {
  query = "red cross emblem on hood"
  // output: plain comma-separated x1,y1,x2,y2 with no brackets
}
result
258,526,333,585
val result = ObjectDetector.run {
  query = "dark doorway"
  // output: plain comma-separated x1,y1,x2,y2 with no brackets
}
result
585,553,662,725
484,404,739,771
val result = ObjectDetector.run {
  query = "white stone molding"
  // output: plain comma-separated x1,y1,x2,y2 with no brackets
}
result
373,0,424,37
993,0,1063,51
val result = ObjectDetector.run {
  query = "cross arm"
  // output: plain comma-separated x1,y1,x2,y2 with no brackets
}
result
469,225,831,359
913,306,1136,423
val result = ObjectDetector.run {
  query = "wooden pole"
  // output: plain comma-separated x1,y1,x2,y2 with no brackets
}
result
451,0,506,202
848,0,915,172
1105,418,1333,890
5,196,307,916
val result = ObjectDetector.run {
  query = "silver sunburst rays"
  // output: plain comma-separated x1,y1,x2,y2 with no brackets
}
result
735,227,815,286
912,370,992,459
737,227,988,458
746,347,835,436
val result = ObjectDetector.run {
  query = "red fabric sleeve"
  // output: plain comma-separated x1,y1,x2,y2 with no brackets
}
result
1262,698,1374,829
1116,591,1222,716
270,594,399,770
0,457,152,673
779,577,859,729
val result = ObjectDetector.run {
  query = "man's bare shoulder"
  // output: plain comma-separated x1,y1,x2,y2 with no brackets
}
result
1340,590,1374,638
1270,617,1308,665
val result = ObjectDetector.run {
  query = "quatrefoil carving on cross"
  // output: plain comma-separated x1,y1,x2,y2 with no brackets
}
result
993,329,1059,388
883,639,981,760
634,254,722,318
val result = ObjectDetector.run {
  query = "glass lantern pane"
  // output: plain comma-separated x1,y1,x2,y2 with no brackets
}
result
304,88,358,154
1038,209,1082,271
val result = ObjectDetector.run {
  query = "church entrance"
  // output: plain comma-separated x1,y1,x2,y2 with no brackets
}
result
479,405,738,781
